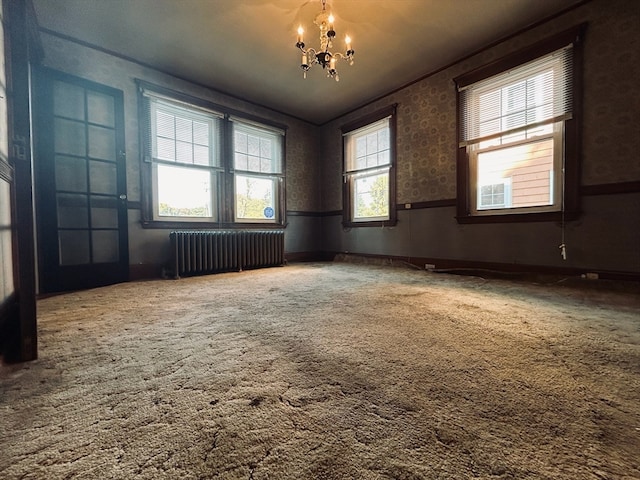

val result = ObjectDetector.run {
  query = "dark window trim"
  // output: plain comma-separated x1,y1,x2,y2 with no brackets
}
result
454,23,586,224
136,81,288,133
136,80,287,229
341,104,398,228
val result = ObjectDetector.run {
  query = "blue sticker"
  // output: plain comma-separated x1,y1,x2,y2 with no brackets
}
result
264,206,274,218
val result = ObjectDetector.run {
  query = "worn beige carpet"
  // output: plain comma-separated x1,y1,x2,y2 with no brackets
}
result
1,261,639,479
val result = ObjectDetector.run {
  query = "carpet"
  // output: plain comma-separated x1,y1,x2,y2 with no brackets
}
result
1,262,639,479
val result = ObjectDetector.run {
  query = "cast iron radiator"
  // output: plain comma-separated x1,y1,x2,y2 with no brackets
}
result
169,230,285,279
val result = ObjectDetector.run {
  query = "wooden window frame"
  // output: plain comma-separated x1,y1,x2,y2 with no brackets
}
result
341,105,398,228
454,24,586,224
137,81,287,229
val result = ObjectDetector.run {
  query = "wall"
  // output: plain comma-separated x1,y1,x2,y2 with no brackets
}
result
320,0,640,276
38,32,323,278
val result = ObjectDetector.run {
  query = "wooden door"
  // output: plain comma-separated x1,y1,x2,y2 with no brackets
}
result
35,69,129,293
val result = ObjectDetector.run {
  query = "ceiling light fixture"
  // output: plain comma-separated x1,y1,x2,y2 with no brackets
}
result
295,0,354,81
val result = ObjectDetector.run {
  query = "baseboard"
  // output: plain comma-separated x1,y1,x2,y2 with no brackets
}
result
325,251,640,282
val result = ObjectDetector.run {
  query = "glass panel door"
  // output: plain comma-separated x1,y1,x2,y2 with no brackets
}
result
36,69,128,293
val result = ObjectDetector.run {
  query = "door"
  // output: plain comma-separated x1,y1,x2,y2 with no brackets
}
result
35,69,129,293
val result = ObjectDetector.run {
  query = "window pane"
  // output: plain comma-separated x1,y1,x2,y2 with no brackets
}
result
156,110,175,138
157,137,175,161
476,137,554,210
366,132,378,153
176,140,193,163
175,116,192,142
193,145,210,166
248,155,260,172
356,136,367,158
235,153,248,171
347,120,391,173
235,132,248,153
248,135,260,156
153,104,214,166
193,121,209,145
260,138,272,159
353,171,389,219
233,123,283,174
235,175,276,220
156,164,213,218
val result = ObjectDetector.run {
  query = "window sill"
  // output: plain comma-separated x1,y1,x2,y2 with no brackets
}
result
141,220,286,229
342,219,397,228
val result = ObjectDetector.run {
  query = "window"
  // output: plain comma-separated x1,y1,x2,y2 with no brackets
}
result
232,119,284,222
150,100,222,222
342,105,397,227
455,25,584,222
138,83,286,227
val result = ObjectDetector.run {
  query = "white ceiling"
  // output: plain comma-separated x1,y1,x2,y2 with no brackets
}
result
32,0,583,124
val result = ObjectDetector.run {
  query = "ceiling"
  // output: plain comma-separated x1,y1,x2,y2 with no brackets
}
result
32,0,582,124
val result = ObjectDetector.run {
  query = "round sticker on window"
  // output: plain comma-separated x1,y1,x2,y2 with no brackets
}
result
264,206,274,218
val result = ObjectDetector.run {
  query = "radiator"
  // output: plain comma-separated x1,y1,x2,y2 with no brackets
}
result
170,230,285,279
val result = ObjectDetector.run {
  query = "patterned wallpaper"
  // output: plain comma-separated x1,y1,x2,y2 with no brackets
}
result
320,0,640,212
36,0,640,215
40,34,321,213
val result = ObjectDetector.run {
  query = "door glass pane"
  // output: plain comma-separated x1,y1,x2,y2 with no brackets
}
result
55,155,87,192
87,91,115,127
91,196,118,228
88,125,116,161
59,230,90,265
53,81,85,120
57,193,88,228
89,160,117,194
54,118,86,156
92,230,119,263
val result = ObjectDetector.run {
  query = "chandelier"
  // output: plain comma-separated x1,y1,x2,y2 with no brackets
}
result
295,0,354,81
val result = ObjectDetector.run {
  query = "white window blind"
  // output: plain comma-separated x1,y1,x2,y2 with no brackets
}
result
458,46,573,147
147,97,222,167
